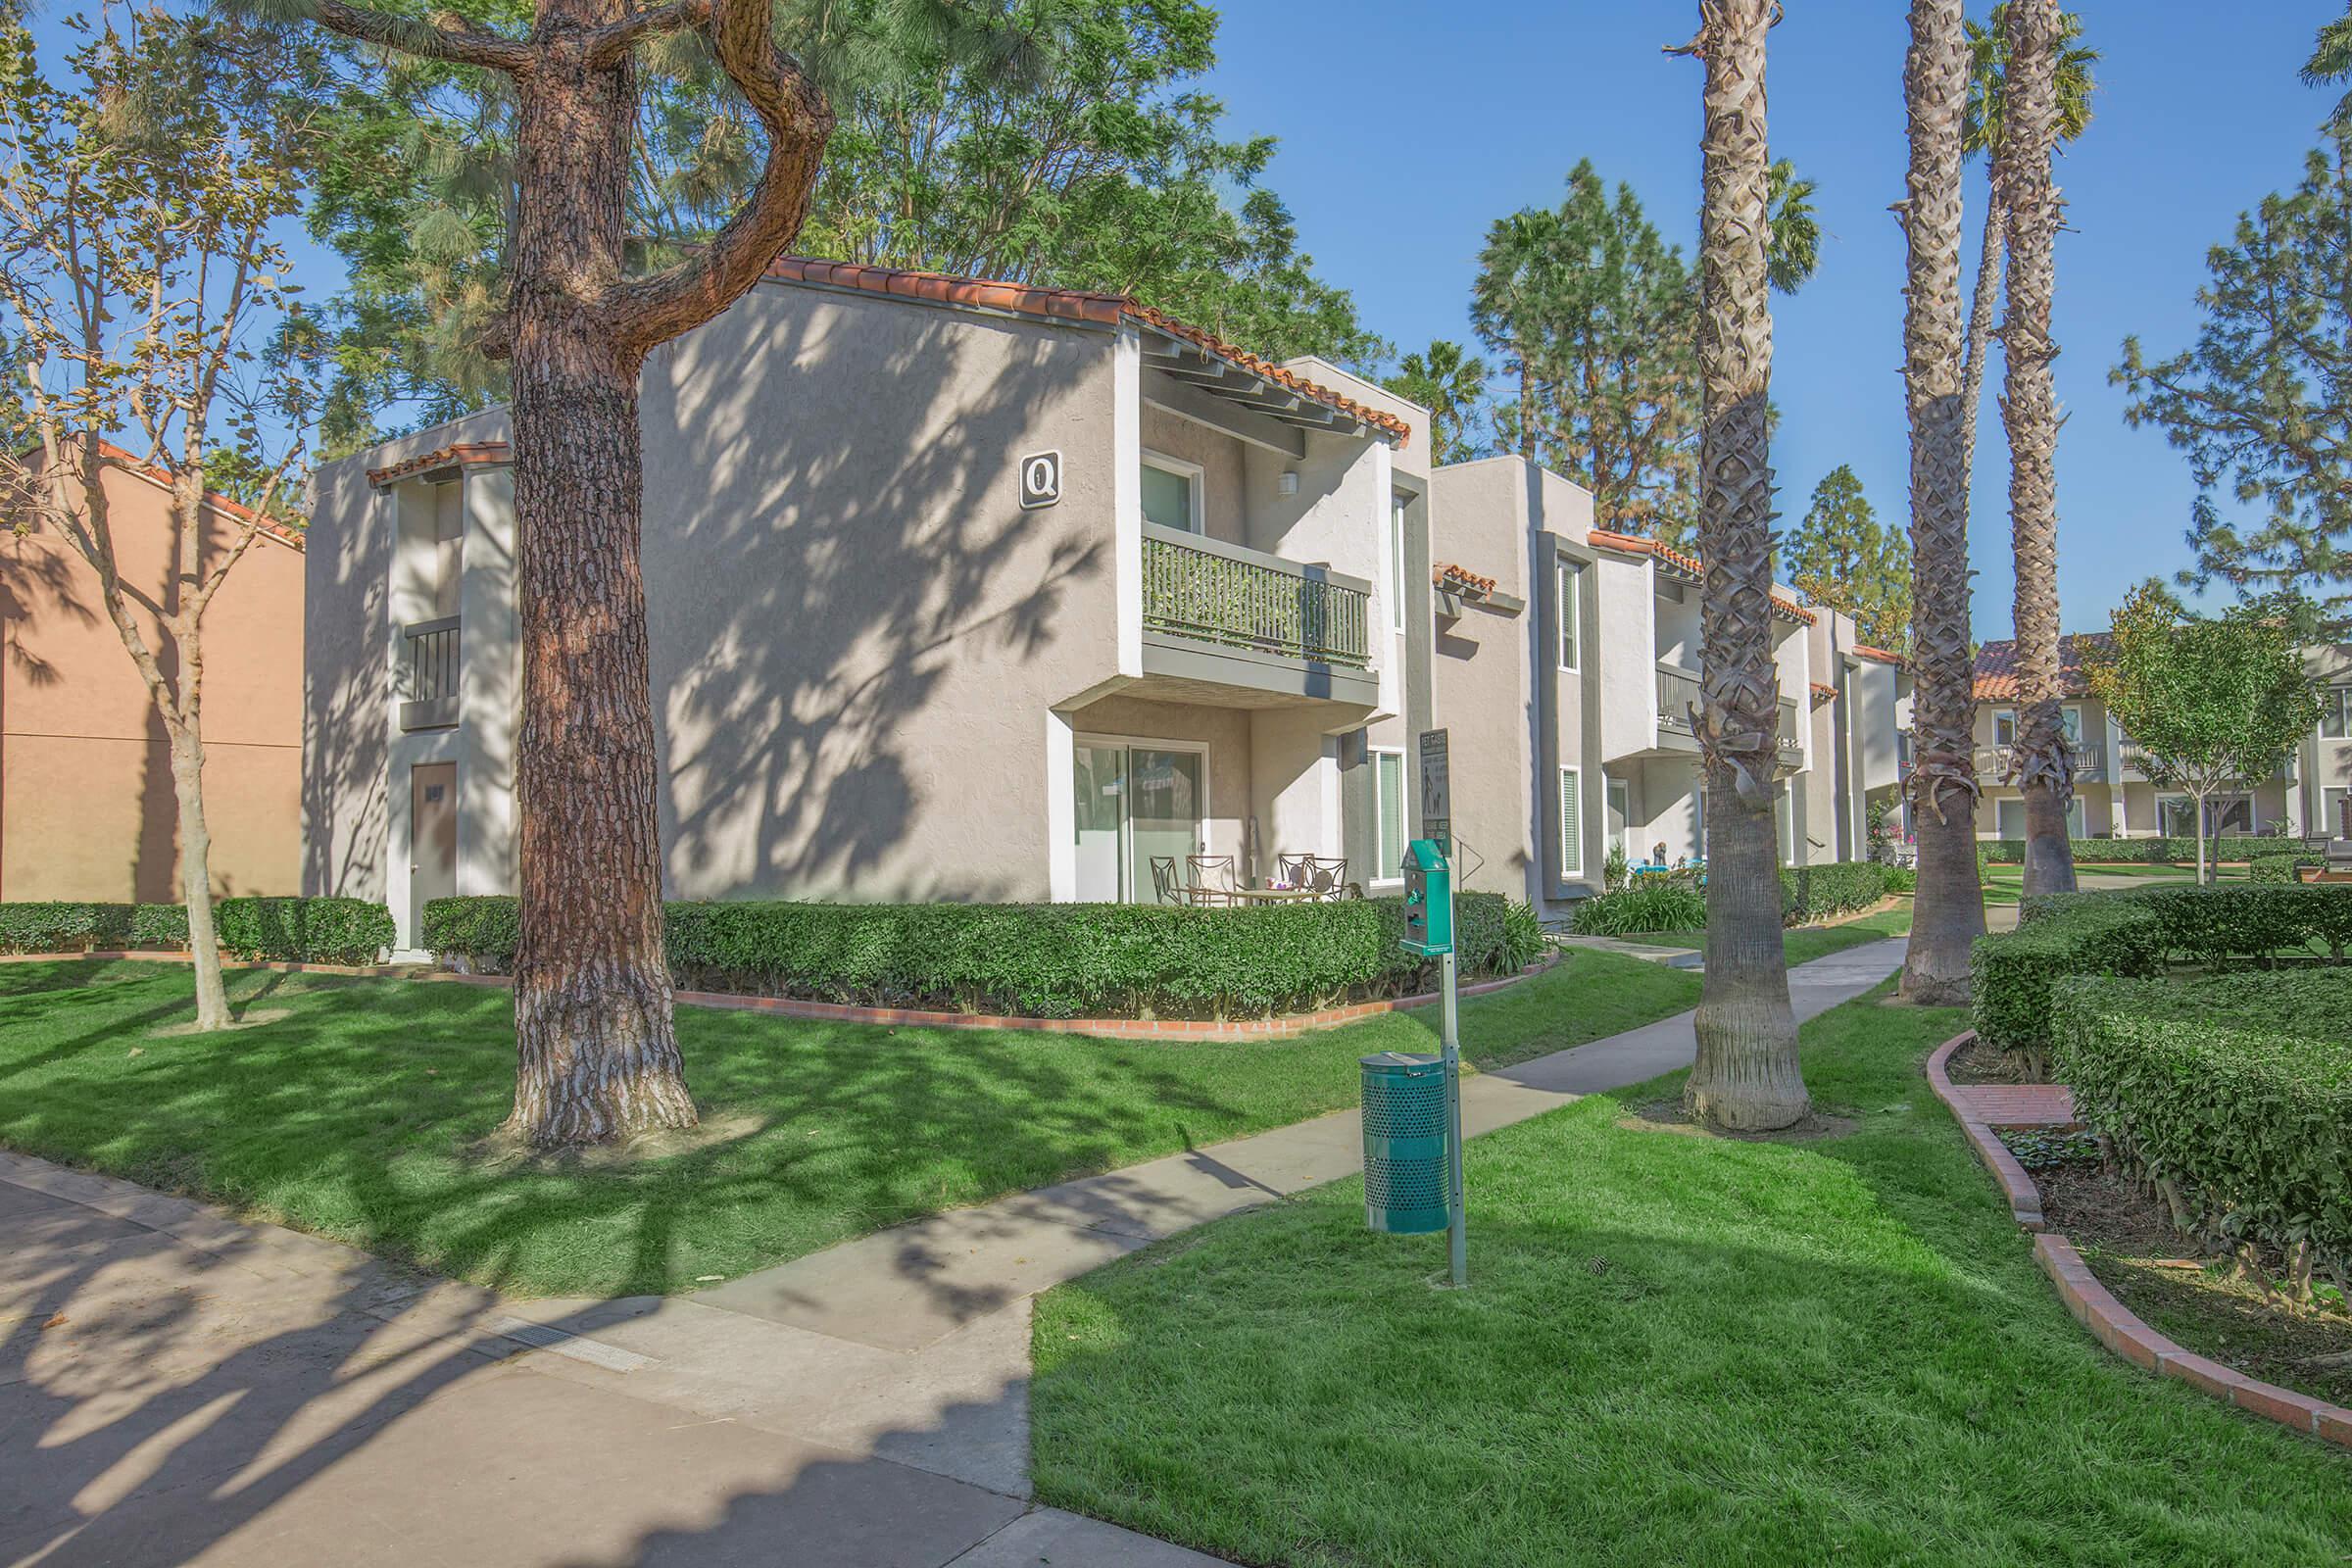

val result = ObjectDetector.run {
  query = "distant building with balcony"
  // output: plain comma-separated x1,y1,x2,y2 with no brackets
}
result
1966,633,2352,842
301,259,1432,951
1420,456,1904,919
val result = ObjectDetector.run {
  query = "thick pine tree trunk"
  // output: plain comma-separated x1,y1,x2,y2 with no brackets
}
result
167,724,233,1030
505,8,696,1145
1898,0,1985,1004
1682,0,1807,1133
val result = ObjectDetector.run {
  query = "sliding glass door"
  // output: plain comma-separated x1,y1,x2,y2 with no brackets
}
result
1073,740,1207,902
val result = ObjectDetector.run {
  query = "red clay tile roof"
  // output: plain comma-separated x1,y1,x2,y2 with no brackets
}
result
1851,643,1903,665
367,441,514,489
1974,633,2111,702
1809,680,1838,704
1434,562,1498,597
88,439,304,550
1585,527,1817,624
763,257,1413,446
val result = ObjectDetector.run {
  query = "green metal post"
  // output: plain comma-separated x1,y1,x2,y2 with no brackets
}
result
1441,877,1465,1289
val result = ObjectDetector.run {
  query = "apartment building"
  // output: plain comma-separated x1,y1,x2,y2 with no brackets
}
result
1967,633,2352,841
1422,456,1904,920
2,448,305,902
303,259,1433,950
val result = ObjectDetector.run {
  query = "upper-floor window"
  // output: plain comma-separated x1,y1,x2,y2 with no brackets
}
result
1992,708,2016,748
1140,451,1202,533
1391,489,1409,633
2322,684,2352,739
1556,557,1584,671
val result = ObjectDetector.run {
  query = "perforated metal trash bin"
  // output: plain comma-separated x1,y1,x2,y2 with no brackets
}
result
1360,1051,1448,1234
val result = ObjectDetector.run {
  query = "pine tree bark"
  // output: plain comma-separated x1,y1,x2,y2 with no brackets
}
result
1997,0,2077,900
1898,0,1985,1004
303,0,831,1144
1680,0,1806,1132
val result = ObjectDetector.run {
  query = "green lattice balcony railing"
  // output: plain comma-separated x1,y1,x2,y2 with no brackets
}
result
1142,526,1372,668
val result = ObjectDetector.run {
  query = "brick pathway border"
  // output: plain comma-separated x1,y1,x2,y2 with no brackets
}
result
0,949,1553,1043
1926,1029,2352,1451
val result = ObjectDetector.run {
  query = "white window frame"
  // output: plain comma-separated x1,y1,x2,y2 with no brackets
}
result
2061,704,2083,747
2323,685,2352,739
1556,556,1583,672
1606,774,1632,860
1992,708,2018,748
1370,746,1406,888
1139,449,1205,534
1557,764,1584,879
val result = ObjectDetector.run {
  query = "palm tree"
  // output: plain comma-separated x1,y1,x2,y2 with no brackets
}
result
1471,208,1564,463
1386,340,1490,465
1766,158,1822,293
2302,6,2352,133
1897,0,1984,1004
1959,6,2095,482
1999,0,2077,897
1676,0,1807,1133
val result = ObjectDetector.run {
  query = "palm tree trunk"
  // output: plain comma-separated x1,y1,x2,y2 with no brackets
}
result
1899,0,1984,1004
1999,0,2076,900
1683,0,1806,1133
506,0,696,1146
1958,187,2004,487
167,721,233,1030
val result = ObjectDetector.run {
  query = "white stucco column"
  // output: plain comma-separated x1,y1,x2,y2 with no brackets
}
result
1046,710,1076,902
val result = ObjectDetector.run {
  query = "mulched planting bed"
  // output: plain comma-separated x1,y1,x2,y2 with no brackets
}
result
2035,1156,2352,1407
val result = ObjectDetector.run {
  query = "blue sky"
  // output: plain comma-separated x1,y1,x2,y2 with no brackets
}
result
1200,1,2345,641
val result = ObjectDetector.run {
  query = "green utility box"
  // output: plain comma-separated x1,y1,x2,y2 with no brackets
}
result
1399,839,1452,956
1361,1051,1448,1234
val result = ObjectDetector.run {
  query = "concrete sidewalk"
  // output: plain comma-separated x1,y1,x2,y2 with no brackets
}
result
2,938,1905,1567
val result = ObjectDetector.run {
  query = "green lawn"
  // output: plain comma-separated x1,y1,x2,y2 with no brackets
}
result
1979,861,2219,906
1031,984,2352,1566
0,949,1701,1297
1612,903,1913,965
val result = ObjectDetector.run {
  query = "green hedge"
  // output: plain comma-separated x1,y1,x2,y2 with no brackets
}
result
2249,850,2317,884
1779,861,1891,924
1970,897,2169,1056
0,897,393,965
2053,970,2352,1279
1979,835,2291,865
421,894,1545,1020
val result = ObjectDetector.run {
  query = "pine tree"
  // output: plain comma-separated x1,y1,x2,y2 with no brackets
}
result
1783,465,1912,647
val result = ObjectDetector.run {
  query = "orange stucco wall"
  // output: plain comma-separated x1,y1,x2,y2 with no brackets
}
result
1,462,304,901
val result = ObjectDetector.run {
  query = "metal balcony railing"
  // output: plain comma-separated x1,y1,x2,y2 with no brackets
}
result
1655,663,1802,759
400,615,460,730
1142,525,1371,667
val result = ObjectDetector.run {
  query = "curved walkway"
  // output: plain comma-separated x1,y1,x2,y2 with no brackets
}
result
0,941,1907,1566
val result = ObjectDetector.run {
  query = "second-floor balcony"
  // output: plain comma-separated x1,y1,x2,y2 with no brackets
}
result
1977,741,2110,784
1138,523,1378,706
400,615,461,731
1653,662,1802,764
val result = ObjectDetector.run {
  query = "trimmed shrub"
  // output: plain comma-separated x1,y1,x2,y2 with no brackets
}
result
1980,834,2292,866
0,902,133,954
1569,883,1708,937
2249,850,2314,884
1780,860,1890,924
1881,864,1918,894
421,893,1543,1020
2053,969,2352,1281
0,897,394,964
1970,896,2168,1057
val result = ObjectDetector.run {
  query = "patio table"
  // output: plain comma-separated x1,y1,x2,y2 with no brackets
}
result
1224,886,1326,905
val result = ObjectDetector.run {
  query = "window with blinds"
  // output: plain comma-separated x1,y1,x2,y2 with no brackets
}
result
1376,750,1405,879
1557,765,1582,878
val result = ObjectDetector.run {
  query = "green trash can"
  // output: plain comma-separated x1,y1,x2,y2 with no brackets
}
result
1361,1051,1448,1234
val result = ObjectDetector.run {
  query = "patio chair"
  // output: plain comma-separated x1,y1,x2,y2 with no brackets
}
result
1303,858,1348,900
1186,854,1240,906
1150,856,1189,906
1276,852,1316,889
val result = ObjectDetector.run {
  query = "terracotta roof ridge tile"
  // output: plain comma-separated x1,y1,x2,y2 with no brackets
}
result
763,255,1412,445
89,439,305,549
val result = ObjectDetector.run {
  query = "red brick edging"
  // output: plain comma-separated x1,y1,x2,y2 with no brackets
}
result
1926,1029,2352,1450
1,950,1552,1043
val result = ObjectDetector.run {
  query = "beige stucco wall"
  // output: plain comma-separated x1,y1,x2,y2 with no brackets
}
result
4,460,304,901
1428,457,1537,903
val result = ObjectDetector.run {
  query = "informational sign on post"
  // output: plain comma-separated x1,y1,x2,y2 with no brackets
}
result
1418,728,1450,857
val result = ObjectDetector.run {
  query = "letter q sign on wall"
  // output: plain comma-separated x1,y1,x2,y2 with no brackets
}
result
1019,450,1061,510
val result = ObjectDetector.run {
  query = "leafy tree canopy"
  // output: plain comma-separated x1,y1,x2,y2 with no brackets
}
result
2115,138,2352,632
2084,581,2322,874
1382,339,1487,466
1468,157,1819,551
296,0,1383,454
1781,464,1910,649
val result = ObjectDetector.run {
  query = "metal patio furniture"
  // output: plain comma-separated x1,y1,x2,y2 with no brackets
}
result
1186,854,1241,906
1150,856,1190,906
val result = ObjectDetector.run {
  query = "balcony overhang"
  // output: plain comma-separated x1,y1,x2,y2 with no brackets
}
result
1139,327,1388,447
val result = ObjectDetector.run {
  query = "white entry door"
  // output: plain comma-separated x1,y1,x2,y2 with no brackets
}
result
1072,741,1207,903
